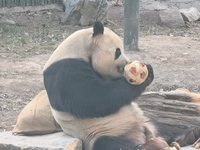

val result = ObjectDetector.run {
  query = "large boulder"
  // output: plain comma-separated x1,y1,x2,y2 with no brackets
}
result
139,0,200,27
180,7,200,22
61,0,108,25
158,8,185,27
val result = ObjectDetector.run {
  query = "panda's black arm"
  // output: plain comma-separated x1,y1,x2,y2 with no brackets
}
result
85,64,154,118
43,59,154,119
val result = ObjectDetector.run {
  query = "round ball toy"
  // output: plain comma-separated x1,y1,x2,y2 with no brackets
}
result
124,61,149,85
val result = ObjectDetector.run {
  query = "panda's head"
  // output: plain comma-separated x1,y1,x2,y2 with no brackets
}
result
90,22,129,79
43,22,129,79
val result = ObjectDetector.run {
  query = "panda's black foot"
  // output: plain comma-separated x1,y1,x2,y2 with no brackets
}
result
176,127,200,147
171,142,181,150
143,64,154,87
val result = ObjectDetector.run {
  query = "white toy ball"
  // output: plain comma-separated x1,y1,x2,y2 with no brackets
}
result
124,61,148,85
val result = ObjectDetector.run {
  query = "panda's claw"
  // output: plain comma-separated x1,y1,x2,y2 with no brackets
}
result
163,142,181,150
163,147,179,150
171,142,182,150
193,138,200,149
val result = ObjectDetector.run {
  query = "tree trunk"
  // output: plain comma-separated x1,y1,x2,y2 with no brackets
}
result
124,0,139,51
137,90,200,129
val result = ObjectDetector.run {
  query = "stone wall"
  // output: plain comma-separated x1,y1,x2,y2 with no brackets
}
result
140,0,200,27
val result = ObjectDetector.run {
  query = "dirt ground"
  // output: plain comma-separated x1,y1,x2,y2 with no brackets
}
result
0,6,200,132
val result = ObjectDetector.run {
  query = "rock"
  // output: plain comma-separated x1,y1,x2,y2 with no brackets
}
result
181,145,197,150
180,7,200,22
61,0,108,26
158,8,185,27
2,19,16,25
170,1,200,13
61,0,83,25
0,131,82,150
145,1,168,11
140,10,160,26
139,0,200,27
160,57,168,62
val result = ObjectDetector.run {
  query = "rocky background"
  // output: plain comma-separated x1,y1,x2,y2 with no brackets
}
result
0,0,200,149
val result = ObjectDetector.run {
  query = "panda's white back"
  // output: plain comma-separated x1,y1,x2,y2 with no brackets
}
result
43,28,93,71
43,27,123,71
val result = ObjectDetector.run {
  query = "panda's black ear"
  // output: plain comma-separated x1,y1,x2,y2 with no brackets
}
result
93,21,104,37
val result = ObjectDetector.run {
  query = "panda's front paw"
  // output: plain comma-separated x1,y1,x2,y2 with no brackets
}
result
144,64,154,86
163,142,181,150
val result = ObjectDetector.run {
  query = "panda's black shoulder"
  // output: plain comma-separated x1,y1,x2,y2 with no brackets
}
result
44,58,92,75
43,58,95,110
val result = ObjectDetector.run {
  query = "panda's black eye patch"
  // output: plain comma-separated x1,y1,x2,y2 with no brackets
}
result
115,48,121,59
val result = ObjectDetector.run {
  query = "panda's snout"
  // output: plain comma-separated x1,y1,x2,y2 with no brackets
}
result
117,66,124,74
117,62,128,74
117,55,129,74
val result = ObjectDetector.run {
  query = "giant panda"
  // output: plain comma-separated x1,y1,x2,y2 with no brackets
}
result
43,22,199,150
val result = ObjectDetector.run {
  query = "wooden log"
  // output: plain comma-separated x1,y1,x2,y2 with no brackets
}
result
137,90,200,129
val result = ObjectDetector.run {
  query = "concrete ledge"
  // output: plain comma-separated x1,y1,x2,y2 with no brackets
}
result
0,131,196,150
0,4,62,14
0,131,82,150
182,146,197,150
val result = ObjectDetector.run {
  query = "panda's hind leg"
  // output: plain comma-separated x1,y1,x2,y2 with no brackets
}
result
92,136,137,150
154,121,200,147
175,126,200,147
92,136,180,150
142,130,171,150
142,138,181,150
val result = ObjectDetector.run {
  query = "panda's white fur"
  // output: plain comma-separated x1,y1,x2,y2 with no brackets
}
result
51,103,157,149
43,22,170,150
43,27,128,79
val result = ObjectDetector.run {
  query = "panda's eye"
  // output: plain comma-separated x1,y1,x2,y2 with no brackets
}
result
115,48,121,59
